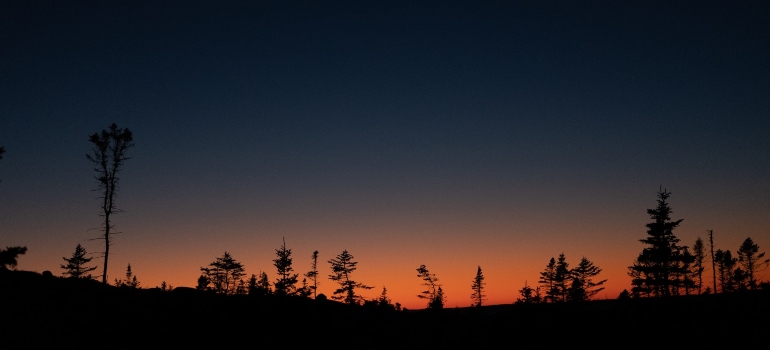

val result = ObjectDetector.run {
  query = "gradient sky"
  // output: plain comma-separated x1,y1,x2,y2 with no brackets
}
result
2,1,769,309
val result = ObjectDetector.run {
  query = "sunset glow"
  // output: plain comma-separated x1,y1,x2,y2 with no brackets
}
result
2,1,769,311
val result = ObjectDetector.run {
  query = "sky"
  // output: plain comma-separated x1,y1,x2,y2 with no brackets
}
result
2,1,769,310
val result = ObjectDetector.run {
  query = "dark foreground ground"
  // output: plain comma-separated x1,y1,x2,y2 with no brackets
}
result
2,269,768,347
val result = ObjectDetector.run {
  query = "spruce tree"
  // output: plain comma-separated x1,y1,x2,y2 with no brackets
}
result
470,266,486,307
737,237,769,290
416,264,442,308
61,244,97,279
570,256,606,301
249,271,272,296
328,249,372,305
629,188,688,297
516,281,541,304
554,253,570,302
538,257,557,303
715,249,738,293
199,251,245,295
691,237,706,294
114,263,140,288
273,238,298,296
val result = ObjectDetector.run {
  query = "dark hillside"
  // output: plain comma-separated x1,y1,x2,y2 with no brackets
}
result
2,270,767,347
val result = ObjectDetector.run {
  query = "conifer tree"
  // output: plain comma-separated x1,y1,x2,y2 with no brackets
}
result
114,263,140,288
629,188,688,297
715,249,737,293
372,286,396,310
416,264,443,309
196,275,209,291
678,247,696,295
554,253,570,302
249,271,272,296
516,281,541,304
538,257,557,303
470,266,486,307
431,287,446,309
569,256,606,301
273,238,298,296
691,237,707,294
61,244,97,279
328,249,372,305
159,281,173,291
200,251,245,295
737,237,769,290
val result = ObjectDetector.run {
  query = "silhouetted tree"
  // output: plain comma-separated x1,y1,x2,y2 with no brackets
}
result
114,263,140,288
432,287,446,309
539,257,557,303
554,253,570,302
618,289,631,299
248,271,272,296
416,264,443,309
257,271,272,294
296,278,312,298
470,266,486,307
365,286,397,310
305,250,320,299
566,277,587,302
629,188,688,297
273,238,298,296
627,257,649,297
737,237,769,290
328,249,372,305
235,279,247,295
200,251,246,295
516,281,541,304
691,237,707,294
87,123,134,284
678,247,696,295
0,246,26,271
708,230,717,294
60,244,97,279
196,275,209,291
158,281,173,291
715,249,737,293
569,256,606,301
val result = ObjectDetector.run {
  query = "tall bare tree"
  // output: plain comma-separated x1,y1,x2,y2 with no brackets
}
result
708,230,717,293
305,250,320,298
87,123,134,284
